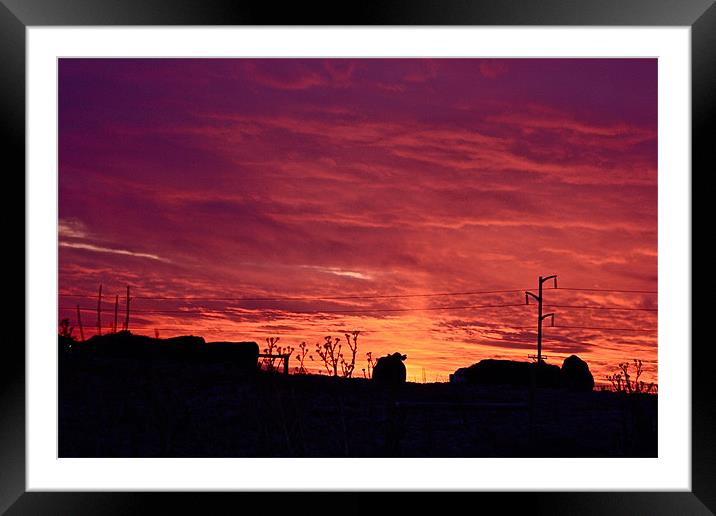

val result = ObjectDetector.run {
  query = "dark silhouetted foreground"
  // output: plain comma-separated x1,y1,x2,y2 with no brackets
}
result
450,359,560,387
59,333,656,458
450,355,594,392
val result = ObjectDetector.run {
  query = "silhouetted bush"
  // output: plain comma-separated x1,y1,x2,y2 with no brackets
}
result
295,342,309,374
312,336,342,376
363,351,377,379
310,333,362,378
340,331,360,378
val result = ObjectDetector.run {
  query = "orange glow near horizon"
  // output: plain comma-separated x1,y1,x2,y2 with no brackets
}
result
58,58,658,386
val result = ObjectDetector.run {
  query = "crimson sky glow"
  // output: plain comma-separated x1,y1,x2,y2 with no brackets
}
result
58,58,658,385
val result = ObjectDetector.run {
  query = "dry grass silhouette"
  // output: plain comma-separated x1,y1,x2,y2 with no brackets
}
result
310,331,364,378
605,359,657,394
262,337,294,373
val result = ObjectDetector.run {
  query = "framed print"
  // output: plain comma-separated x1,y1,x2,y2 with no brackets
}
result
4,0,714,513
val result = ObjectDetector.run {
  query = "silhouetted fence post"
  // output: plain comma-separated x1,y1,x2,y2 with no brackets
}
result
113,295,119,333
97,284,102,336
258,353,291,375
124,286,130,331
76,304,85,342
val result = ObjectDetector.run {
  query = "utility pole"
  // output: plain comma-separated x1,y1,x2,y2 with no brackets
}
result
124,286,131,331
97,284,102,336
525,274,557,447
525,275,557,364
76,304,85,342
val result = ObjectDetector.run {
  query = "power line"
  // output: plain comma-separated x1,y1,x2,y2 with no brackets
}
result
62,302,658,316
62,302,529,315
73,325,658,334
58,288,528,302
546,287,657,294
57,285,658,302
481,324,657,333
58,299,658,314
545,304,657,312
137,289,530,301
550,325,658,332
62,318,656,335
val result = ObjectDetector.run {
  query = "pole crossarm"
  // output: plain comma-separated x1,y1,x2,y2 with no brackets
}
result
541,312,555,326
541,275,558,287
525,291,541,304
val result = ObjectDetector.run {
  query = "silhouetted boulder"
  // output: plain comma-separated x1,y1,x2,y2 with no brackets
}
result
372,352,407,385
560,355,594,391
205,341,259,370
450,359,560,388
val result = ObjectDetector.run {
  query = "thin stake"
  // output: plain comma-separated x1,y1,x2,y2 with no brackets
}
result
76,304,85,342
124,286,130,331
113,295,119,333
97,284,102,336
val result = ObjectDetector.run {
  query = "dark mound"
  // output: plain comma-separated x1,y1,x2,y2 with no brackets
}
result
59,332,259,369
62,331,204,359
450,359,561,388
205,341,259,369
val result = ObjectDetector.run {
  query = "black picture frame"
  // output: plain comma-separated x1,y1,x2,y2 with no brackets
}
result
3,0,713,513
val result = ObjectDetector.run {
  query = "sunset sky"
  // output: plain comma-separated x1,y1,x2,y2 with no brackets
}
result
58,58,658,385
